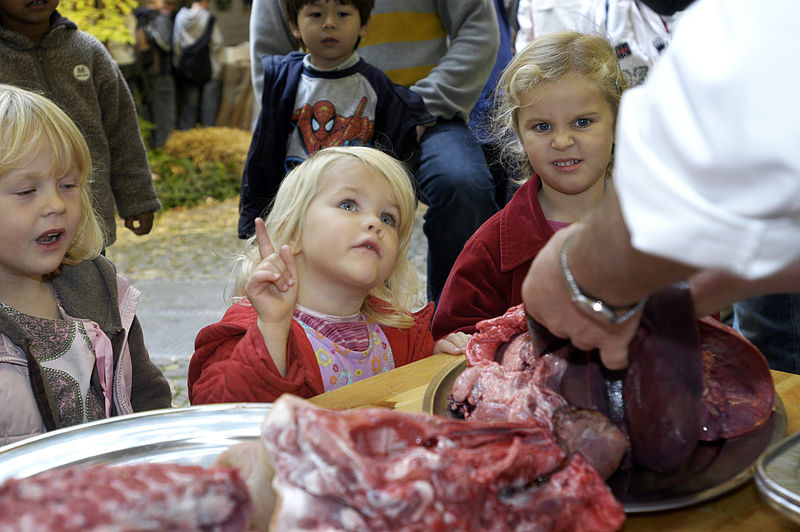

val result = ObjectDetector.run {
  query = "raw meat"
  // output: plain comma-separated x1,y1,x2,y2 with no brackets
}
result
262,394,626,532
214,440,276,532
448,356,629,479
449,361,568,430
455,284,775,475
622,286,704,472
698,316,775,440
0,463,252,532
453,305,630,478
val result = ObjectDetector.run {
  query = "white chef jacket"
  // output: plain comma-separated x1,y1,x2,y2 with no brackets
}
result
614,0,800,280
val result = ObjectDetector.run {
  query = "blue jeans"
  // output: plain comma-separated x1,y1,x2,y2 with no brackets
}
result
176,78,221,130
733,293,800,373
418,119,498,302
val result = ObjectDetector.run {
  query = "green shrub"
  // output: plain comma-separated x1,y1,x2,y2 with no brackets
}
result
147,126,252,210
148,148,241,210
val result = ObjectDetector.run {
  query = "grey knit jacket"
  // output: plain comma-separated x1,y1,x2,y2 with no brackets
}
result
0,256,172,446
0,12,161,245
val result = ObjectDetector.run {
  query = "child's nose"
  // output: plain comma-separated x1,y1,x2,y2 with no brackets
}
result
43,189,67,214
551,130,574,150
363,214,383,235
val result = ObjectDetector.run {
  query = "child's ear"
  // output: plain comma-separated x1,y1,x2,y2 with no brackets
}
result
359,16,370,39
290,23,302,41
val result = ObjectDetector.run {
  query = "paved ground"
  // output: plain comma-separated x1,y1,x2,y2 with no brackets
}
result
106,197,428,406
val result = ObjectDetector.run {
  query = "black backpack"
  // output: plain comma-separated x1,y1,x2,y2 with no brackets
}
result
176,15,215,85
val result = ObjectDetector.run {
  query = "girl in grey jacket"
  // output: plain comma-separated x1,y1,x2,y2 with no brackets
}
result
0,84,171,447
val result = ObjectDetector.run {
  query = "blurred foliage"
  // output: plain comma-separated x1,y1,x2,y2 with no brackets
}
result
148,127,252,210
149,151,241,210
163,127,252,177
59,0,139,45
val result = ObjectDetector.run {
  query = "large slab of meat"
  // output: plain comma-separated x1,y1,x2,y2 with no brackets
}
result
451,285,775,475
261,394,626,532
0,462,252,532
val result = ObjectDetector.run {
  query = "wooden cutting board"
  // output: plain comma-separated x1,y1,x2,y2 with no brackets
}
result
308,353,461,412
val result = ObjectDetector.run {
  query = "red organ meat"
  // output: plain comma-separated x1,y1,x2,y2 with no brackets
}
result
697,316,775,441
0,463,252,532
262,394,626,532
452,284,775,475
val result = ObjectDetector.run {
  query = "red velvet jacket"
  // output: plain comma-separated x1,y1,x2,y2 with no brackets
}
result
188,299,436,404
432,177,555,339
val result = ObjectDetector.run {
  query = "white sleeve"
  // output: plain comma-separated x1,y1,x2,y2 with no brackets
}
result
614,0,800,280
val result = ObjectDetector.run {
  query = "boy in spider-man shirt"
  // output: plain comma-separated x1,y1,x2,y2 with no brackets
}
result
238,0,433,238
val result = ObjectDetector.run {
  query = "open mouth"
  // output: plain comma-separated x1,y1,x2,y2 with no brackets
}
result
36,231,63,245
26,0,48,8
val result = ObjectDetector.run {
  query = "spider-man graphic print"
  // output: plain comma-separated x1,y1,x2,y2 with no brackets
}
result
291,97,374,154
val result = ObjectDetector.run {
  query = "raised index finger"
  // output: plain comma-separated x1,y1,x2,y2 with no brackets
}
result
254,218,275,260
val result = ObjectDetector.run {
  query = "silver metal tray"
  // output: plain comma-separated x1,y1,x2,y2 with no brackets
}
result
423,358,787,514
0,403,270,483
755,431,800,524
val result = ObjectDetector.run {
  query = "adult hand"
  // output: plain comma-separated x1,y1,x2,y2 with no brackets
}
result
522,225,643,370
124,212,155,235
245,218,299,326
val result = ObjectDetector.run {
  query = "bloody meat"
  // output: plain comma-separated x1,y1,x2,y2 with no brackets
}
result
262,394,626,532
453,284,775,474
0,463,252,532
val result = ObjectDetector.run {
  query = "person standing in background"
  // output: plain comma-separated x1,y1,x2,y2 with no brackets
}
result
172,0,224,129
469,0,519,208
514,0,584,51
249,0,501,303
134,0,176,148
0,0,160,246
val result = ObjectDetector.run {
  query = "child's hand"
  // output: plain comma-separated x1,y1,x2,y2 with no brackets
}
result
245,218,299,326
434,332,471,355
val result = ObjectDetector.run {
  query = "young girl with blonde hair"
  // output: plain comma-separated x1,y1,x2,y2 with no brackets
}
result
189,146,467,403
433,31,628,338
0,84,171,446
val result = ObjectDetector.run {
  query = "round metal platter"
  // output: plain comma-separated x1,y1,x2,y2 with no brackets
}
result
754,431,800,525
0,403,271,483
422,358,787,514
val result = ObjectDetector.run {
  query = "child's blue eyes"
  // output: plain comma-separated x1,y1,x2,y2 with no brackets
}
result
337,200,398,227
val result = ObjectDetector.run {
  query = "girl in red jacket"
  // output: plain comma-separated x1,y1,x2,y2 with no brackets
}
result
189,146,467,403
432,31,628,339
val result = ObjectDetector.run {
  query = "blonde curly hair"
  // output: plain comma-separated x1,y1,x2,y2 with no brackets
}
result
490,31,628,183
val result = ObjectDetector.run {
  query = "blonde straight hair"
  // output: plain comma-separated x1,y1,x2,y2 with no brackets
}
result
0,84,104,269
233,146,420,328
